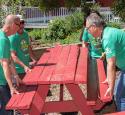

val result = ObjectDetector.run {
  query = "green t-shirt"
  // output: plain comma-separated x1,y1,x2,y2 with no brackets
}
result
102,27,125,70
9,30,30,73
0,30,11,85
82,28,103,58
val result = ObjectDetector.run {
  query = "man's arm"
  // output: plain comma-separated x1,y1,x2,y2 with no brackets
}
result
0,59,19,95
10,57,23,86
105,57,116,98
11,51,31,72
28,43,37,67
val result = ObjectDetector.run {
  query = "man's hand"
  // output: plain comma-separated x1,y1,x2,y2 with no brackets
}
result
102,78,108,84
104,87,113,99
10,87,19,95
24,66,31,73
29,60,37,68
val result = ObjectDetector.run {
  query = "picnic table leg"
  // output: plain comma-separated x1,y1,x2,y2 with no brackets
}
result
66,84,94,115
60,84,63,101
87,58,98,101
29,84,49,115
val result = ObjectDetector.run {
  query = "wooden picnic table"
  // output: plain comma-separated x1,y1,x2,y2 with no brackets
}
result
6,44,111,115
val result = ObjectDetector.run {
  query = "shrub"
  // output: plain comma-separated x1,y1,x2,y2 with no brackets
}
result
44,11,84,40
28,29,47,40
107,22,122,29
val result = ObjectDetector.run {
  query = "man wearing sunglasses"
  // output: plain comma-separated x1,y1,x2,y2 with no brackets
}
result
86,14,125,112
9,15,37,79
82,11,106,102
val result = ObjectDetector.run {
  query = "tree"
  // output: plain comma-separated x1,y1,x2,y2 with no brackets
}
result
112,0,125,22
64,0,80,8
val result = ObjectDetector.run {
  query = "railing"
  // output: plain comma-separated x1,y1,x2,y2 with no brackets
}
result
99,7,121,23
23,7,121,28
0,6,121,28
23,7,81,28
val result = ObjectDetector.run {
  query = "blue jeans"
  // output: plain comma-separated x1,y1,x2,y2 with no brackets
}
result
0,85,13,115
114,71,125,111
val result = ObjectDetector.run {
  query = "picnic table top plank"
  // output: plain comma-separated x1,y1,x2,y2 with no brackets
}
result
23,48,51,85
75,47,88,83
38,45,63,84
50,45,71,83
62,45,79,83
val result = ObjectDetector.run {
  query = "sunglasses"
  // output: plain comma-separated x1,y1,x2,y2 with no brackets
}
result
20,21,25,24
15,22,20,27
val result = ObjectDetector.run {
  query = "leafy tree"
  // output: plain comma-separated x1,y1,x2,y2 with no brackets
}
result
112,0,125,22
64,0,80,8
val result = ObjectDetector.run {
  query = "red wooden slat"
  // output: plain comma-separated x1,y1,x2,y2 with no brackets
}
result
75,47,88,83
6,86,36,110
42,101,78,113
6,93,24,110
38,46,63,84
23,48,51,85
97,59,112,102
17,86,37,109
50,45,71,83
66,84,94,115
29,85,49,115
62,45,79,83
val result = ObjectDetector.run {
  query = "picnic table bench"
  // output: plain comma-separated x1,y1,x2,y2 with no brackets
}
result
6,44,111,115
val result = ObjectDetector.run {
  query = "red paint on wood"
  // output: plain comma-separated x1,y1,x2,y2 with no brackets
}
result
97,59,112,102
63,45,79,83
39,45,63,84
66,84,94,115
23,49,51,85
75,47,88,83
51,45,71,83
29,85,49,115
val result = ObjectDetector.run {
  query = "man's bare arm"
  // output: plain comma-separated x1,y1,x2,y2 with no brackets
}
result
105,57,116,97
0,59,19,95
11,51,31,72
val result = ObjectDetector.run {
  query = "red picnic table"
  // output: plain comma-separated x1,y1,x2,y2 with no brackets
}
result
6,44,111,115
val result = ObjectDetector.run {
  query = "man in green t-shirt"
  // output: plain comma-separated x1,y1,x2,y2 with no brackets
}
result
9,16,37,79
86,14,125,111
82,12,106,101
0,15,22,115
82,28,104,58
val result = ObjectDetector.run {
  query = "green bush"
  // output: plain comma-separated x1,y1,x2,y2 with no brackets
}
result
107,22,122,29
60,29,81,44
44,11,83,40
28,11,84,43
28,29,47,40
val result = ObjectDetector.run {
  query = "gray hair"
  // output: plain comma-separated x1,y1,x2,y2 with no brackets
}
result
86,14,105,27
